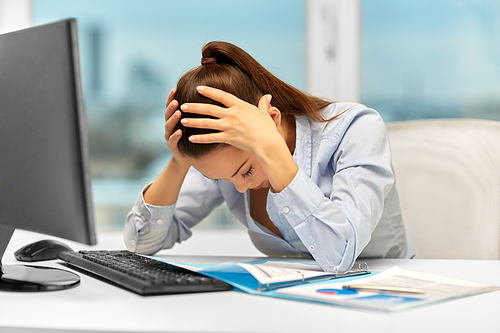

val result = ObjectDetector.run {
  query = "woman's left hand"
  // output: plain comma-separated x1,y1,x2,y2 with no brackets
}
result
179,86,283,155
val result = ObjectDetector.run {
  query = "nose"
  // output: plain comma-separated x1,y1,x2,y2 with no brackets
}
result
229,178,251,193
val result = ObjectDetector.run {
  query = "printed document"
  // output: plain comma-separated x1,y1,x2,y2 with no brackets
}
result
275,266,499,312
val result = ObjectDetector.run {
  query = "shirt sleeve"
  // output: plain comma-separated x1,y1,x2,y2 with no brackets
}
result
124,167,225,254
269,110,395,272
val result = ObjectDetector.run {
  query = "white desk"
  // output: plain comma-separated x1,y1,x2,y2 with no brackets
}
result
1,229,499,333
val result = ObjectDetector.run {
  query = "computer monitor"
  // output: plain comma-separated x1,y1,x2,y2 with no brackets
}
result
0,19,97,291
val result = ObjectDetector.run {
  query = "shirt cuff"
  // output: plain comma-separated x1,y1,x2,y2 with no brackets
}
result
124,183,175,253
269,168,324,227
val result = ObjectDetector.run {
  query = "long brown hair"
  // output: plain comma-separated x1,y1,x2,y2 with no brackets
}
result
174,41,332,158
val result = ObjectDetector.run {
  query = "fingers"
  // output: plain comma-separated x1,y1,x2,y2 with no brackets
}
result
166,127,182,147
179,102,225,118
164,110,182,140
165,88,176,108
165,99,179,122
195,85,240,107
179,87,249,118
258,94,272,112
187,132,226,144
182,87,271,119
180,117,223,131
165,88,178,122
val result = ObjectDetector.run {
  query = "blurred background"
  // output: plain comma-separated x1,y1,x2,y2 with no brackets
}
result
1,0,499,231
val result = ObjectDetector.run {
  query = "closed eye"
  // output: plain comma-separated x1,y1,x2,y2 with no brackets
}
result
241,166,254,179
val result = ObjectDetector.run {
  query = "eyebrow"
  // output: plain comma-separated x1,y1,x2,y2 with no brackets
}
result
201,157,250,180
231,157,250,178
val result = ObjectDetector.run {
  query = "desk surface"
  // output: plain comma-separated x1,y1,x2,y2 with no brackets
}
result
1,229,499,333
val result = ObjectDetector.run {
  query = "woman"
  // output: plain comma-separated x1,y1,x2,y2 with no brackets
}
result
124,41,414,272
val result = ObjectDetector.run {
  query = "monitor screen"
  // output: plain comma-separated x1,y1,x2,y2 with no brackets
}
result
0,19,96,291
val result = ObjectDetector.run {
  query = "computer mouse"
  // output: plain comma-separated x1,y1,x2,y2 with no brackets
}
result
14,239,74,262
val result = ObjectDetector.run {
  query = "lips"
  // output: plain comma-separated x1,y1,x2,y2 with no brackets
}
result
252,181,264,190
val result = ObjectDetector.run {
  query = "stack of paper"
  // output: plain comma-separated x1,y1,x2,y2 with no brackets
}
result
274,266,499,312
144,255,499,312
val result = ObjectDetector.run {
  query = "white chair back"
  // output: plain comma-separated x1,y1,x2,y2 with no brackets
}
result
387,119,500,259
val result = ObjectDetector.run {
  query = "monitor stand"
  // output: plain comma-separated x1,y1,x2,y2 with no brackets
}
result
0,225,80,292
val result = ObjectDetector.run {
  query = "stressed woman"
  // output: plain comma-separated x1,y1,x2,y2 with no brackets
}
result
124,41,414,272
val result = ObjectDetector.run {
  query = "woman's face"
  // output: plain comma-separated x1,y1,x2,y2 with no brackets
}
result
189,146,270,193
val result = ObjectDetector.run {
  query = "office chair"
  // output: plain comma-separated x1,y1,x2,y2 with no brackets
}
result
386,118,500,259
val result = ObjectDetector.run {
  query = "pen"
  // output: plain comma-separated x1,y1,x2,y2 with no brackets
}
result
342,285,426,294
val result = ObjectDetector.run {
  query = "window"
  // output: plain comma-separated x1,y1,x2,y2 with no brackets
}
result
27,0,500,231
32,0,306,230
361,0,500,122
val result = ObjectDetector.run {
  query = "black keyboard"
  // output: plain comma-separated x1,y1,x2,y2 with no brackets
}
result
58,250,233,295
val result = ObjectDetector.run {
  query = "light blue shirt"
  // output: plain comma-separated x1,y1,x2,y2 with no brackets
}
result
124,103,414,272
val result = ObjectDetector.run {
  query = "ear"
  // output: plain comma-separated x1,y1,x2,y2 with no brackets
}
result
268,106,281,127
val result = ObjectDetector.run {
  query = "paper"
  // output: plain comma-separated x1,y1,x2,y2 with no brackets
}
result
257,260,325,271
140,256,367,293
238,262,333,285
275,266,500,312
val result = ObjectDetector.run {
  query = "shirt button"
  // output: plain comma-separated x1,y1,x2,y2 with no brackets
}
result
141,214,146,222
282,206,290,214
131,239,136,246
156,219,163,225
309,245,315,251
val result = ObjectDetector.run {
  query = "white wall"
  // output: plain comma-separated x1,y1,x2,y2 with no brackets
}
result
306,0,360,102
0,0,31,34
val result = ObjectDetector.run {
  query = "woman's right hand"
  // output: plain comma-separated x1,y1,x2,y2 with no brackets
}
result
164,88,191,170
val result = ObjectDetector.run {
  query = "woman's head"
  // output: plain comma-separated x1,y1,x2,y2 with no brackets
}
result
174,41,332,159
174,62,263,158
